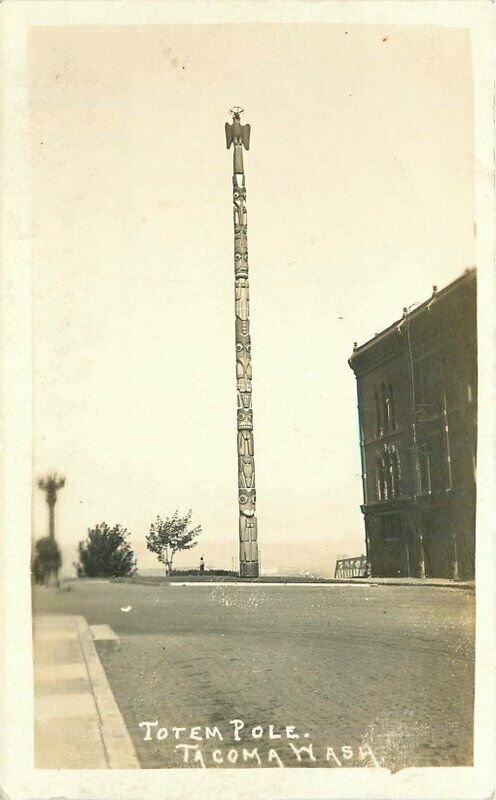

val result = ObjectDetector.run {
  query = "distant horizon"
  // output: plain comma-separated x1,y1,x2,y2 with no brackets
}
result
55,535,363,580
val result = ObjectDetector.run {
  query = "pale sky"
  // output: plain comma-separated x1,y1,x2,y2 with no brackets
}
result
30,24,475,575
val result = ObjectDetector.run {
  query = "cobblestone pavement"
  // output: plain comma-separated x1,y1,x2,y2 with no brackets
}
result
33,581,474,771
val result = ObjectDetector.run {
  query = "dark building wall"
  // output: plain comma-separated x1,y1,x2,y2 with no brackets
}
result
349,270,476,580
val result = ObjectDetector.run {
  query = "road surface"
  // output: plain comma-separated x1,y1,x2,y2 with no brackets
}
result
33,580,474,771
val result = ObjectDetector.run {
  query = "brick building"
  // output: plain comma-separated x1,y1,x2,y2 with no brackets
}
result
349,270,476,579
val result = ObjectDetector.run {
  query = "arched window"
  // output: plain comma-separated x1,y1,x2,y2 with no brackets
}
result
376,456,387,501
380,383,388,433
377,448,401,500
385,454,393,499
374,390,382,437
391,450,401,497
387,384,396,429
376,383,395,437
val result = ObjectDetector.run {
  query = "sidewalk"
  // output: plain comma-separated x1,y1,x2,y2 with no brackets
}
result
33,614,140,769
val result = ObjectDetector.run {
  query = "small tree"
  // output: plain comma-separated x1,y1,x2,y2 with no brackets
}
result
78,522,137,578
146,510,201,576
32,537,62,587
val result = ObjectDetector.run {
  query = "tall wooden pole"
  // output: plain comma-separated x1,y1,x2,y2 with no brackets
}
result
225,108,259,578
38,473,65,540
37,473,65,587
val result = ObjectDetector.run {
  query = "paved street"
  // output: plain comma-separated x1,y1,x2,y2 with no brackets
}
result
33,580,474,771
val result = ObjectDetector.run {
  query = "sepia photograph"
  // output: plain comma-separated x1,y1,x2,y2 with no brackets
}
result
1,2,494,800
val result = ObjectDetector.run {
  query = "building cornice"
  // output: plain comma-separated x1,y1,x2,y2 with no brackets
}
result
349,268,476,375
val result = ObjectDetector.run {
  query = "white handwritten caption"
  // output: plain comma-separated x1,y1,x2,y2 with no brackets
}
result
138,719,379,768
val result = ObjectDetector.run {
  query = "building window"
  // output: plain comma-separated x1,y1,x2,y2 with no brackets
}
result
376,456,387,501
380,383,387,433
375,391,382,437
386,384,396,429
381,514,400,542
375,383,395,437
417,446,431,494
415,356,441,419
390,450,401,497
376,447,401,501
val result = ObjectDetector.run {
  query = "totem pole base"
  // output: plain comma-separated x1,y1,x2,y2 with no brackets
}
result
240,561,259,579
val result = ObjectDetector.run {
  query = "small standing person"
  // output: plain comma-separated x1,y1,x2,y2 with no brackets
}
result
199,556,205,575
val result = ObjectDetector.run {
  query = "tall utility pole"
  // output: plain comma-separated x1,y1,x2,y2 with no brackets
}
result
225,107,259,578
38,473,65,540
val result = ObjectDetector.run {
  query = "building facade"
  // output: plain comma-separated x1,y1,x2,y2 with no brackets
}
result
349,270,476,579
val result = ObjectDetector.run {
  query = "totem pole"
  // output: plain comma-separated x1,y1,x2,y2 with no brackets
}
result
225,107,259,578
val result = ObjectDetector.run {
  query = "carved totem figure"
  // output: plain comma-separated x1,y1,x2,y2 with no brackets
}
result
235,280,250,335
239,455,255,489
226,107,259,578
235,326,252,393
238,429,254,457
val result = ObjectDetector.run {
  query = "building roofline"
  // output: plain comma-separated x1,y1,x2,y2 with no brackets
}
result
349,268,476,365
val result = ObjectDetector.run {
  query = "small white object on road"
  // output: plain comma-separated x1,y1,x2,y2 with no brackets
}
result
120,606,132,612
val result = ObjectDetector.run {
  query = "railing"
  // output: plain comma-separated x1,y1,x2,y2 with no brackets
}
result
334,555,370,579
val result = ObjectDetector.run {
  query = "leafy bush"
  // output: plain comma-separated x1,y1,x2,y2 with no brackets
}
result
78,522,137,578
32,537,62,584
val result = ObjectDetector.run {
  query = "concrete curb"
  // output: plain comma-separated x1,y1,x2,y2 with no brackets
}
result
109,576,474,590
163,579,475,590
76,616,140,769
329,578,474,589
